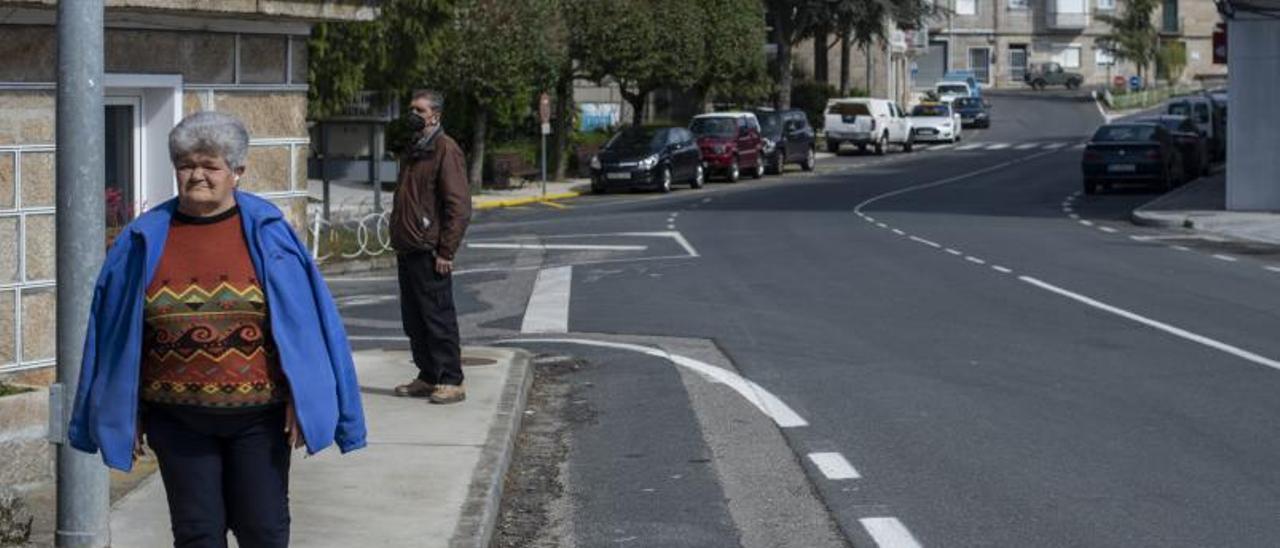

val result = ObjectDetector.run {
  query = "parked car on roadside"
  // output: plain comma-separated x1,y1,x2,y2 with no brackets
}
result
942,71,983,99
823,98,913,155
690,112,765,182
909,102,962,143
1025,62,1083,90
934,81,974,102
1167,95,1225,161
1081,123,1184,195
590,126,704,194
1138,115,1210,179
950,96,991,128
754,108,816,174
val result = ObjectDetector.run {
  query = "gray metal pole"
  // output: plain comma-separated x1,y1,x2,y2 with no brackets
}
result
321,124,331,222
541,132,547,197
54,1,110,546
370,124,382,213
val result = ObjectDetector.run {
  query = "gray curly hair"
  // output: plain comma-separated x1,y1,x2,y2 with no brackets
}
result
168,111,250,170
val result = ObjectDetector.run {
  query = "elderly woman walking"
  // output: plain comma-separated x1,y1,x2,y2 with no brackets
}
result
68,111,366,547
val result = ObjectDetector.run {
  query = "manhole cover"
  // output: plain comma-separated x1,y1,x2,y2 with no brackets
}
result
463,357,497,367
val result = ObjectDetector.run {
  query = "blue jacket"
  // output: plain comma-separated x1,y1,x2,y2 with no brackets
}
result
68,191,367,471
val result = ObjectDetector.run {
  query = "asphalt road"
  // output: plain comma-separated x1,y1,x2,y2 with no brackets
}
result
331,89,1280,547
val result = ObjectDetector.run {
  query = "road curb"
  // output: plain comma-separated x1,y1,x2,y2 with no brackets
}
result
449,346,534,548
474,191,583,211
1128,168,1226,229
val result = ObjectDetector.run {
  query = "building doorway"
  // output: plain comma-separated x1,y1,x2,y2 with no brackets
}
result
105,96,141,243
1009,44,1029,83
968,47,992,84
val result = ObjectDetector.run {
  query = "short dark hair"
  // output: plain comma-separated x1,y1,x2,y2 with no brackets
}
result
411,89,444,113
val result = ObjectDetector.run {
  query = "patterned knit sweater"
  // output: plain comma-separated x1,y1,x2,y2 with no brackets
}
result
139,206,288,410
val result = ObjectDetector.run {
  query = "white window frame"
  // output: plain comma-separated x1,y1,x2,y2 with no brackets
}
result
1052,45,1083,69
104,95,144,221
104,74,185,213
1008,0,1030,8
956,0,977,15
1096,0,1116,10
1095,48,1115,66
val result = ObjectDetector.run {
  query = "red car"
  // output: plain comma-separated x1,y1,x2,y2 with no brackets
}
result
690,112,765,182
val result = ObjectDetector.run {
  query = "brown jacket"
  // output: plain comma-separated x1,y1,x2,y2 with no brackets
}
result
390,129,472,259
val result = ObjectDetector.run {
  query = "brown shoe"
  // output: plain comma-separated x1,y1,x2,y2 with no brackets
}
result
394,379,435,398
429,384,466,404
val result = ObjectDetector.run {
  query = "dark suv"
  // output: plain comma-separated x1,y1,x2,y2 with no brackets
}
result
754,108,816,174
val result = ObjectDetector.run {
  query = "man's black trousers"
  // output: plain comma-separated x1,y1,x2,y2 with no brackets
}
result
397,251,464,386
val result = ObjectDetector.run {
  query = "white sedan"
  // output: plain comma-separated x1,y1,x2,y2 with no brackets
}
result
909,103,962,144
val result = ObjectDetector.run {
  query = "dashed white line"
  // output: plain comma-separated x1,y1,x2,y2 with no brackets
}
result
876,223,889,229
955,143,985,151
1213,254,1239,262
1016,143,1040,150
945,248,963,256
909,236,942,248
1171,245,1192,252
891,229,906,236
985,143,1011,150
992,265,1013,274
1020,276,1280,372
1099,226,1119,234
807,452,861,480
666,224,676,230
860,517,923,548
470,243,648,251
1044,142,1067,150
1068,214,1080,220
1071,143,1086,150
965,256,986,265
1266,266,1280,273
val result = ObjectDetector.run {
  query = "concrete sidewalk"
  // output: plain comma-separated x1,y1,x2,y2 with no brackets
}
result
1132,172,1280,246
109,346,531,548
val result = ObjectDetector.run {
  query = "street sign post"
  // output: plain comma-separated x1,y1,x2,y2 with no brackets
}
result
539,92,551,197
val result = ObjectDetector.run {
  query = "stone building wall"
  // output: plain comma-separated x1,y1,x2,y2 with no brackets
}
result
0,20,313,383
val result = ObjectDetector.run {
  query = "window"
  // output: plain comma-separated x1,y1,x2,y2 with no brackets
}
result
1096,0,1115,10
1095,48,1115,66
1009,0,1029,8
956,0,976,15
1053,46,1082,69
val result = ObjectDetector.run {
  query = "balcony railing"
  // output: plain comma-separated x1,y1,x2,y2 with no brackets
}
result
1046,11,1088,29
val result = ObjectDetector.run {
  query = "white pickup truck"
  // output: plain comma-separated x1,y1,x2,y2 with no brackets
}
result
823,98,914,155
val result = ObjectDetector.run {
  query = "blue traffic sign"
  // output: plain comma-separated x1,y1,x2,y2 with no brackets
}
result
1129,75,1142,91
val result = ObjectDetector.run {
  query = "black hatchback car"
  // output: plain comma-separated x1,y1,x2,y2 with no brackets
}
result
754,108,816,174
951,96,991,128
590,126,704,193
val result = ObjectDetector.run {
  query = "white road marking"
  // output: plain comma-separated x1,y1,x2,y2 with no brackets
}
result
342,317,405,329
992,265,1013,274
860,517,923,548
347,335,410,342
702,197,713,203
1044,142,1067,150
521,266,573,333
499,338,809,428
469,243,649,251
909,236,942,248
1266,266,1280,273
1068,214,1080,220
945,248,963,256
666,224,676,230
1213,254,1239,262
1020,276,1280,372
671,212,680,218
1071,143,1086,150
877,223,889,229
1131,234,1226,242
985,143,1011,150
1171,245,1192,252
808,452,861,480
955,143,985,151
891,229,906,236
1016,143,1039,150
336,294,399,308
965,256,986,265
616,231,701,258
1079,220,1094,227
1099,226,1118,233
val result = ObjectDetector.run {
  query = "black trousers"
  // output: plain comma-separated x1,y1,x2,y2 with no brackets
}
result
397,251,464,386
144,405,291,548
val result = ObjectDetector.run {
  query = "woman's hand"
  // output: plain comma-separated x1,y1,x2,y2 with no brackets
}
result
133,416,146,463
284,402,305,449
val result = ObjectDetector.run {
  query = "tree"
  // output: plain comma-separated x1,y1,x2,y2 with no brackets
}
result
573,0,704,126
764,0,822,109
695,0,770,110
1097,0,1160,88
429,0,565,190
307,0,454,119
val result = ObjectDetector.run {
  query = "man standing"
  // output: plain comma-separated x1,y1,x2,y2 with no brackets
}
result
391,89,472,404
